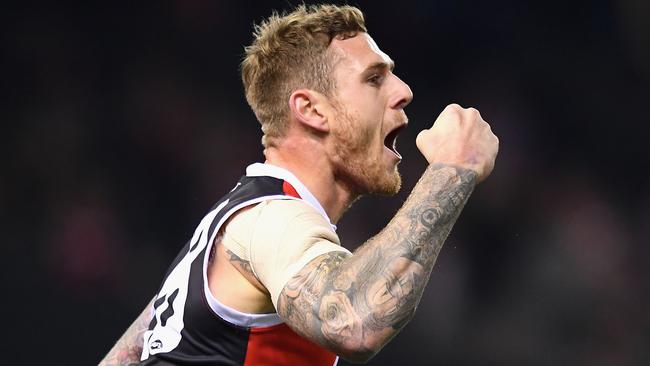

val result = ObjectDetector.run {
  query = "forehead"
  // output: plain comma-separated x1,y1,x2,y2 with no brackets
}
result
329,33,394,73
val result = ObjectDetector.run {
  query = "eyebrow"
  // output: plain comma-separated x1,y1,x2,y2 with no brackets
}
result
362,60,395,74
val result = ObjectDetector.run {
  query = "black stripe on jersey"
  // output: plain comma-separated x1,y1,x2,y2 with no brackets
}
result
205,176,284,244
141,174,289,365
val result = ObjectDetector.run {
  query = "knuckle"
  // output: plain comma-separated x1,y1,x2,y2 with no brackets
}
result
466,107,479,116
445,103,464,117
416,130,428,144
465,107,480,121
447,103,463,111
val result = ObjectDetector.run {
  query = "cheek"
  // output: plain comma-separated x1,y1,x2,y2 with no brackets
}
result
339,111,371,147
352,126,380,156
352,109,382,145
360,122,378,147
334,101,384,152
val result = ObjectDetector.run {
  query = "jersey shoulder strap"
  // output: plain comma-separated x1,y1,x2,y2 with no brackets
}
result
141,174,302,361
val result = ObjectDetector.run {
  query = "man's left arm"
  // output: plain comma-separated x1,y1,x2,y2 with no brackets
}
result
99,298,153,366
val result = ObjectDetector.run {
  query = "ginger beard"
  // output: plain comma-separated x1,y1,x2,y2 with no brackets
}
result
328,101,402,196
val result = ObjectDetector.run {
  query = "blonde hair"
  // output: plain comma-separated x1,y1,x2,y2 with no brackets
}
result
241,4,366,148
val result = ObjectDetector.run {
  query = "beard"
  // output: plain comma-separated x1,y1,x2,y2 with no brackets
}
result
328,103,402,196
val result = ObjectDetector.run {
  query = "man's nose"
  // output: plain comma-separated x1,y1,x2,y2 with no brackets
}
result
389,75,413,110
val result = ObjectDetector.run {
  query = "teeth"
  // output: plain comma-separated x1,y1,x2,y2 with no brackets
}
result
390,146,402,159
386,136,401,159
384,125,404,159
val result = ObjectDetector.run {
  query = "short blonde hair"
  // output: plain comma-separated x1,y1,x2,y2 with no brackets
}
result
241,4,367,148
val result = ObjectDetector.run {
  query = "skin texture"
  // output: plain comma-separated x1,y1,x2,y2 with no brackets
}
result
272,32,413,222
277,163,477,361
225,248,255,278
209,231,275,314
100,27,498,365
325,33,412,197
99,298,153,366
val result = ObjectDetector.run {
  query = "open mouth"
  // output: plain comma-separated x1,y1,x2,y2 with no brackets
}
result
384,124,407,159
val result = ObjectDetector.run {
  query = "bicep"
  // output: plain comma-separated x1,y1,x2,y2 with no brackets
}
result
276,245,425,361
247,200,350,309
276,251,369,351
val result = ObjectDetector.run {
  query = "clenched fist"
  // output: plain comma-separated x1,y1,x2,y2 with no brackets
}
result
416,104,499,183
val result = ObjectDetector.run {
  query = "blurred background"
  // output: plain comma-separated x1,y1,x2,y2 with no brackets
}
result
3,0,649,365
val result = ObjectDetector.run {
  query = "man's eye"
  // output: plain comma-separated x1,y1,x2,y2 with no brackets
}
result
368,74,384,85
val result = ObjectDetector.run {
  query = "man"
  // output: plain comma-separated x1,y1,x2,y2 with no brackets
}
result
101,4,498,365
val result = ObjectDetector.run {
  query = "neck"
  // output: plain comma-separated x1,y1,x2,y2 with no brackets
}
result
263,144,357,224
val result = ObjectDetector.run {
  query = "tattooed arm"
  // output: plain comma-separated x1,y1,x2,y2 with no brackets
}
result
99,298,153,366
277,104,498,362
277,163,477,362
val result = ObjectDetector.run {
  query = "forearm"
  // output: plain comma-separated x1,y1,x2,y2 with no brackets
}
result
279,163,477,361
99,298,154,366
345,163,476,348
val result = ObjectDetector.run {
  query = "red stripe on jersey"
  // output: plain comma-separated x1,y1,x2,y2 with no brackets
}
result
282,181,301,199
243,323,336,366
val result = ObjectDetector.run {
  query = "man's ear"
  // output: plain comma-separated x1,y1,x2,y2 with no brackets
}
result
288,89,330,133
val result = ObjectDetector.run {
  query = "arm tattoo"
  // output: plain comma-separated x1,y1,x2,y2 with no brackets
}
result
225,248,256,278
277,164,477,359
99,299,153,366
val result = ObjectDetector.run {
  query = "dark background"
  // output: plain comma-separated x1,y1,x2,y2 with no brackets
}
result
3,0,649,365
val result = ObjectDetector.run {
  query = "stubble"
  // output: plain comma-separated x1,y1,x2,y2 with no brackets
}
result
329,103,401,196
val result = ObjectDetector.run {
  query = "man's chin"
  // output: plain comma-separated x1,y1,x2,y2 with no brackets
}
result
368,171,402,196
334,156,402,197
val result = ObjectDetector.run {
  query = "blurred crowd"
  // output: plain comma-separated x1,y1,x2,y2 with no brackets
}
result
3,1,648,365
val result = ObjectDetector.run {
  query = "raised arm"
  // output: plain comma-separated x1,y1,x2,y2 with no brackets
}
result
99,298,153,366
277,104,499,362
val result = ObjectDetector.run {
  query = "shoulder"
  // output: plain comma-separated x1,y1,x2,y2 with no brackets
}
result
254,199,338,243
225,198,338,249
233,199,332,231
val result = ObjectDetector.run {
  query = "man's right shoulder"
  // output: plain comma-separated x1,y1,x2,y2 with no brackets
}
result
232,198,321,226
225,198,329,245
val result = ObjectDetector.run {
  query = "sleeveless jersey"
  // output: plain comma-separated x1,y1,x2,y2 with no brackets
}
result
139,164,338,366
